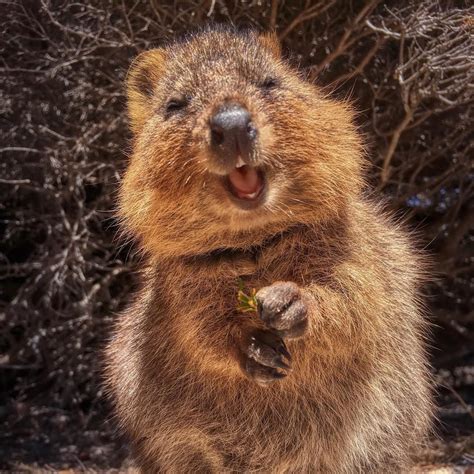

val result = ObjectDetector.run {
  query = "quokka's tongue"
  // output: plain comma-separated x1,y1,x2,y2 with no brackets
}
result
228,165,263,199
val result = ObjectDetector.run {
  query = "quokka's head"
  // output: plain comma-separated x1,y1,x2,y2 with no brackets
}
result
120,27,363,258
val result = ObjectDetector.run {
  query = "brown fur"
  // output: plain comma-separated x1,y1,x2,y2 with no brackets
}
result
105,28,433,472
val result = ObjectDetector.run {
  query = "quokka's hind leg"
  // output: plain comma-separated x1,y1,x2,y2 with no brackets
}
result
133,429,227,473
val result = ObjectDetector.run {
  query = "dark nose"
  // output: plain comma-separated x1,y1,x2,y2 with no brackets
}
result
210,104,257,160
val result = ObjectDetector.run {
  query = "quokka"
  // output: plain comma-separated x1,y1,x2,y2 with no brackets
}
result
105,27,433,473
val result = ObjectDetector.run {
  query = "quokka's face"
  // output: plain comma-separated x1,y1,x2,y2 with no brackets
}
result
120,28,363,257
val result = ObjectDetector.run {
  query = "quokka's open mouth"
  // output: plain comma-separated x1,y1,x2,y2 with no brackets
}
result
224,157,266,208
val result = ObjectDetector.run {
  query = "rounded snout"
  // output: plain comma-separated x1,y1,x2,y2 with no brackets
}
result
210,104,257,166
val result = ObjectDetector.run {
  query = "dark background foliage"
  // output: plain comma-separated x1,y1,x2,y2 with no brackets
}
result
1,0,472,469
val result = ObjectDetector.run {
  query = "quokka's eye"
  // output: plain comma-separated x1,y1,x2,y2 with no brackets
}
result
260,77,279,90
165,96,189,116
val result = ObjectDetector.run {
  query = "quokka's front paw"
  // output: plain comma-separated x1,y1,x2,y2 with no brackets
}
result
242,329,291,384
256,282,308,338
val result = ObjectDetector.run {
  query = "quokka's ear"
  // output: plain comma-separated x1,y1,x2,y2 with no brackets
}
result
258,31,281,59
126,48,167,133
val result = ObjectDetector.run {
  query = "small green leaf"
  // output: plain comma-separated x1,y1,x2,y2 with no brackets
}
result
236,279,258,314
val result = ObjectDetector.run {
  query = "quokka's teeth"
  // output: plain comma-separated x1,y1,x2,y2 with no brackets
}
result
236,157,246,169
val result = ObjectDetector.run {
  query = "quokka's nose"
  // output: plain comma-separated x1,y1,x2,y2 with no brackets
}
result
210,104,257,161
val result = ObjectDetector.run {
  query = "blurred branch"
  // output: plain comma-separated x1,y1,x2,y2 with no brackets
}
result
279,1,335,41
269,0,279,30
309,0,380,79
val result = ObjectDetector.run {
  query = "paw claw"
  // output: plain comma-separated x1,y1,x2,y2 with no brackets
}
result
242,329,291,383
277,343,292,361
271,370,287,380
273,356,291,370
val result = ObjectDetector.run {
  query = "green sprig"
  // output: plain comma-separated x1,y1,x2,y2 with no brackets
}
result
236,278,258,313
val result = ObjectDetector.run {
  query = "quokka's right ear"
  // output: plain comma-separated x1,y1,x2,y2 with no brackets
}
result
126,49,167,133
258,31,281,59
